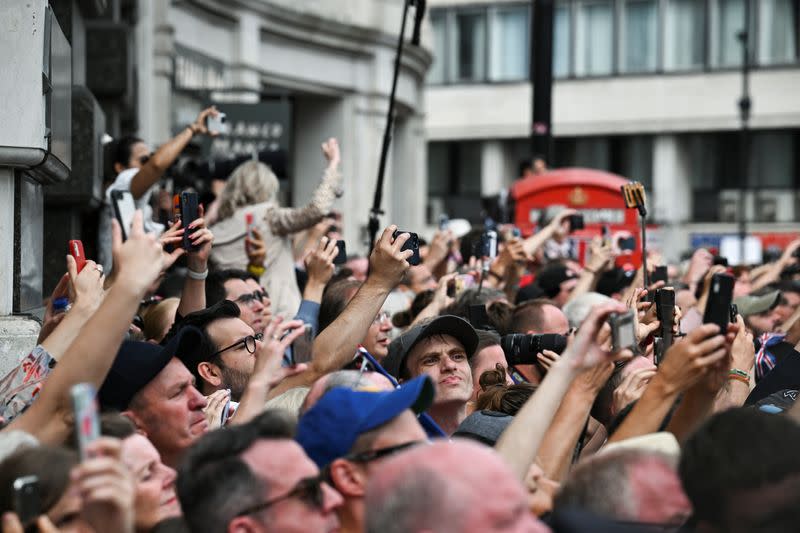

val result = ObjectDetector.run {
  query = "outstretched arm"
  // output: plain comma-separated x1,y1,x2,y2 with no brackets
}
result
5,212,164,445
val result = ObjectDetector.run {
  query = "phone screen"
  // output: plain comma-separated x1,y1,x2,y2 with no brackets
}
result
703,274,735,332
291,325,314,364
111,190,137,241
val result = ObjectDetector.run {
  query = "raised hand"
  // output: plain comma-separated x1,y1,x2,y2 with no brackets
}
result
253,318,308,389
73,438,135,533
203,389,232,430
246,226,267,268
656,324,730,395
561,302,634,371
67,255,105,315
304,236,338,287
612,366,657,415
1,513,59,533
37,273,71,344
186,205,214,271
367,225,413,290
321,137,340,169
537,350,561,373
111,211,165,295
191,106,220,137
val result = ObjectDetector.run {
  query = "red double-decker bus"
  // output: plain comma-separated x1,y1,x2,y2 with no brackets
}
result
511,168,649,267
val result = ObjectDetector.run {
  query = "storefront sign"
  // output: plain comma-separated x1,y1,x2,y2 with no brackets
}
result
205,100,292,158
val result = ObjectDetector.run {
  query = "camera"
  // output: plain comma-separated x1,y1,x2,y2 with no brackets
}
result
501,333,567,366
568,214,585,232
475,230,498,259
608,310,637,352
392,230,421,266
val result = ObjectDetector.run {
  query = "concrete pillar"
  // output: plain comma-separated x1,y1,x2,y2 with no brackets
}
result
137,0,174,143
652,134,692,262
481,140,506,196
0,170,14,316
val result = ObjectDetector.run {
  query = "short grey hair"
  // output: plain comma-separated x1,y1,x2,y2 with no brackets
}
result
562,292,613,329
365,466,462,533
555,449,677,520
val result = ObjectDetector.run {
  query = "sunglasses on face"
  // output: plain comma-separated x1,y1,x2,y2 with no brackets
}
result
235,475,326,517
234,290,269,307
343,440,422,465
210,333,263,359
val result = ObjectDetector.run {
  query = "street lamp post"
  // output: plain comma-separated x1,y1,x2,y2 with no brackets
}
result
737,1,752,264
530,0,555,163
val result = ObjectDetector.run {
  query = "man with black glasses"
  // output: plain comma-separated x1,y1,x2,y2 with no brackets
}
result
178,409,343,533
205,269,273,333
295,376,433,533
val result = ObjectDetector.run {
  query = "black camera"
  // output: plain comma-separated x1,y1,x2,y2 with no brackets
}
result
392,230,421,266
475,230,498,259
501,334,567,366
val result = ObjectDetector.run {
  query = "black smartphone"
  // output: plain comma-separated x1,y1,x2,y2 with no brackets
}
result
703,273,735,332
392,230,421,266
729,304,739,323
568,214,585,232
180,191,200,251
652,265,668,284
478,230,498,259
609,310,637,352
110,189,137,241
334,240,347,265
447,279,456,298
655,288,676,323
13,475,40,531
713,255,729,267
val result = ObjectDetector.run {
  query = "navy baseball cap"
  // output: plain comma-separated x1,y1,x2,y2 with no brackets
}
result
98,326,204,411
383,315,479,380
296,375,435,468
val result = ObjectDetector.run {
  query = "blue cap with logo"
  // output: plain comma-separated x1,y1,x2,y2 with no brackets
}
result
296,375,435,468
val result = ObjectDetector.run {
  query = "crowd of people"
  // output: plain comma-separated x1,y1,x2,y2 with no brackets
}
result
1,106,800,532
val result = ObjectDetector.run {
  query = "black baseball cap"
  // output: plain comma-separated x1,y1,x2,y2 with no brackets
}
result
453,410,513,446
536,264,578,299
98,326,204,411
383,315,479,380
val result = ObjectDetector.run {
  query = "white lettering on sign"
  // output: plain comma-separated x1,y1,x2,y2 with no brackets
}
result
528,208,626,225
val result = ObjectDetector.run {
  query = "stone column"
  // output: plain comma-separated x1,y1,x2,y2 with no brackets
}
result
652,134,692,262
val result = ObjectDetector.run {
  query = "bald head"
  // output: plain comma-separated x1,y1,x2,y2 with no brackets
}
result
366,440,548,533
300,370,394,414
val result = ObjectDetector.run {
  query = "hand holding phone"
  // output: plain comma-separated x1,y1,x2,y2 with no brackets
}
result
609,310,637,352
180,191,200,251
69,240,87,274
291,324,314,364
392,230,421,266
110,190,137,241
334,240,348,265
13,475,40,530
71,383,100,460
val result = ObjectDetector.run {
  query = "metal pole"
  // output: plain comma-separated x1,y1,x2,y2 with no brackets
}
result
737,1,752,265
530,0,555,163
367,0,415,253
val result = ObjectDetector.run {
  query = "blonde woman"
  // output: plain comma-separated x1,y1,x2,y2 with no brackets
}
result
210,138,341,318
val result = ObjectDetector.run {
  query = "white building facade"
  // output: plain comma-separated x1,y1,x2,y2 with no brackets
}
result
425,0,800,260
136,0,432,251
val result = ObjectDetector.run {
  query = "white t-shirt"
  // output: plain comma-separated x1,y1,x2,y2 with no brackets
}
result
98,168,165,271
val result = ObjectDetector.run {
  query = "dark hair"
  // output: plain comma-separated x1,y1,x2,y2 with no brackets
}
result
66,412,137,450
177,410,297,533
473,329,501,360
163,300,241,385
392,290,435,329
508,298,558,334
475,367,537,415
592,363,629,427
205,269,256,307
151,517,190,533
444,288,506,322
318,279,362,333
111,135,145,171
0,446,79,516
679,408,800,529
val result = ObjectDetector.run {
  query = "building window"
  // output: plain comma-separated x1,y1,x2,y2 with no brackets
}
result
712,0,750,67
489,5,530,81
429,11,448,84
750,132,795,188
553,3,572,77
757,0,798,65
451,10,487,82
620,0,659,73
664,0,706,70
574,0,614,76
